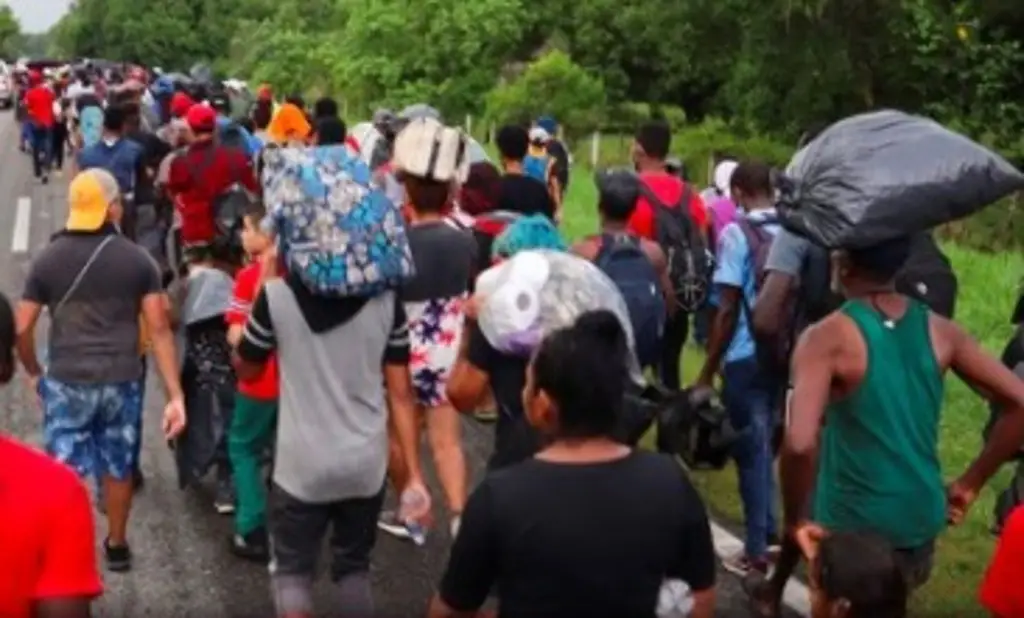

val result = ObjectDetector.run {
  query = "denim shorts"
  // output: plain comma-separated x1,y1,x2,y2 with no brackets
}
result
41,377,143,481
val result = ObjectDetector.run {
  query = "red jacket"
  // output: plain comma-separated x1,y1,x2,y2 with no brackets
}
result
167,141,258,244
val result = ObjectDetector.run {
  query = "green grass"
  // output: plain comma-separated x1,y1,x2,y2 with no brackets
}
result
557,174,1023,616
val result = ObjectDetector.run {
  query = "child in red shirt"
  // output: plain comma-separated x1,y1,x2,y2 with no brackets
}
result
981,505,1024,617
225,204,279,561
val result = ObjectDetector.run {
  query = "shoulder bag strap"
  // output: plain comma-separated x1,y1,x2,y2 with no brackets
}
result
54,234,117,315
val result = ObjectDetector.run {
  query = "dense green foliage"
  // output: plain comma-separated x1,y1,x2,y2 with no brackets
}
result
48,0,1024,249
49,0,1024,143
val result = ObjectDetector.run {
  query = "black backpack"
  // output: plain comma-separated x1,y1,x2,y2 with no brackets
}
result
640,183,709,313
594,233,665,369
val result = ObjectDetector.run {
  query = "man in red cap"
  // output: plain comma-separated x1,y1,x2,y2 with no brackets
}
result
166,104,258,250
23,70,57,184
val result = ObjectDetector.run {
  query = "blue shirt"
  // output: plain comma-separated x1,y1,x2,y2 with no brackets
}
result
216,115,261,158
711,208,780,364
76,138,144,195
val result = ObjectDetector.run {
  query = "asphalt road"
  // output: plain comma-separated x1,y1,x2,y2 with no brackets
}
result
0,111,802,617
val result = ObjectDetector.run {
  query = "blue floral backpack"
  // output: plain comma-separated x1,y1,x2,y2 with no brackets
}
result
261,145,414,297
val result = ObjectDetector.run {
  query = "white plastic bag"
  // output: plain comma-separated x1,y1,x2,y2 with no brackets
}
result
475,250,642,381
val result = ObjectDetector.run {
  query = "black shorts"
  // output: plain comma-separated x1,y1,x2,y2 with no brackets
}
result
894,540,936,590
269,483,385,581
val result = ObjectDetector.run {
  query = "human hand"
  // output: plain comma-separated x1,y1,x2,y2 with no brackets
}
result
399,480,433,527
947,479,978,525
793,521,827,563
162,397,187,440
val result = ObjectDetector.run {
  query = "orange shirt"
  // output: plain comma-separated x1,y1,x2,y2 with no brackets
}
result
0,437,102,616
226,263,279,400
626,172,708,241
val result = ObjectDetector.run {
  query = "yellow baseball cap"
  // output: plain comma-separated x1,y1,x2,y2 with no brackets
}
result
66,169,120,232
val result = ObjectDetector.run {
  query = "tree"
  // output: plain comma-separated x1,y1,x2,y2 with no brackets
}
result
485,50,606,136
0,6,20,57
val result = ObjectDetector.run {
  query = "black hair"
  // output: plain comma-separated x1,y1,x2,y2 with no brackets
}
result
242,200,267,228
816,531,908,618
729,160,773,198
314,117,347,145
404,175,451,214
531,310,628,439
313,97,339,120
635,121,671,160
496,124,529,161
596,170,640,222
847,236,912,283
0,292,15,384
103,104,127,132
252,99,273,130
284,94,305,110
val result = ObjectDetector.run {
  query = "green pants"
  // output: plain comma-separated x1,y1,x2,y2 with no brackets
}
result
228,393,277,535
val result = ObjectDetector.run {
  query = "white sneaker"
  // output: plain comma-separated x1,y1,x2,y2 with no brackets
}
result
377,510,413,540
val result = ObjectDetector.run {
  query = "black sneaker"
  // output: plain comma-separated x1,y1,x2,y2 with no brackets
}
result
230,527,269,562
41,175,48,185
214,478,235,515
104,539,132,572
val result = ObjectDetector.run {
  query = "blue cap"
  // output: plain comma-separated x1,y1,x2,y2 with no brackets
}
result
536,116,557,135
151,76,174,96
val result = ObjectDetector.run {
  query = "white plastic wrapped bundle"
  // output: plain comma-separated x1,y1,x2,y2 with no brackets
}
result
475,250,642,381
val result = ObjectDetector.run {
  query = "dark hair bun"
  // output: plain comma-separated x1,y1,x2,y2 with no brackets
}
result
574,310,627,356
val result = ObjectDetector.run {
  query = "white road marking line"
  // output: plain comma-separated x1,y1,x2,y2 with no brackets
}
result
11,196,30,253
710,521,811,616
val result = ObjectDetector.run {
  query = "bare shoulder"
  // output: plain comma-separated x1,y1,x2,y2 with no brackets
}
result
795,310,857,357
640,238,667,267
926,310,964,365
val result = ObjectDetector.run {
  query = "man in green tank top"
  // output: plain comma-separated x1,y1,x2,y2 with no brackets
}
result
750,236,1024,617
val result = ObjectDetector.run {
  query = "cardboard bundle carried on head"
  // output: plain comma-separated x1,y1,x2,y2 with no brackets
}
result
777,109,1024,249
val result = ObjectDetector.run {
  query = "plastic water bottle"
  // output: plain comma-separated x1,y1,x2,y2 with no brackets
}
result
399,485,431,546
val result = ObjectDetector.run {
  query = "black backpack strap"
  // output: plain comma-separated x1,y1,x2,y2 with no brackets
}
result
638,180,696,239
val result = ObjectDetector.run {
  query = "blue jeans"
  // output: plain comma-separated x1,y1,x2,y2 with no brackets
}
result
29,124,52,178
723,356,778,559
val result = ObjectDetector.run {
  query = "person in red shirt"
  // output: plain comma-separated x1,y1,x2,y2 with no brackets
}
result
627,121,708,389
167,104,258,250
23,70,57,184
981,504,1024,617
0,292,103,618
225,203,279,562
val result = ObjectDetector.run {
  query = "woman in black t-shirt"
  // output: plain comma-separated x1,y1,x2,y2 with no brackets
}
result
431,311,717,618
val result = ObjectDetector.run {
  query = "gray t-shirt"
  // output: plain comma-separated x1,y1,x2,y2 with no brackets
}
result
237,283,410,503
764,227,811,277
401,221,477,303
24,231,162,384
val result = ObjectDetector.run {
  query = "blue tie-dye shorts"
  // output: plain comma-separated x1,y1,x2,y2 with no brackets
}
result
40,377,143,481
